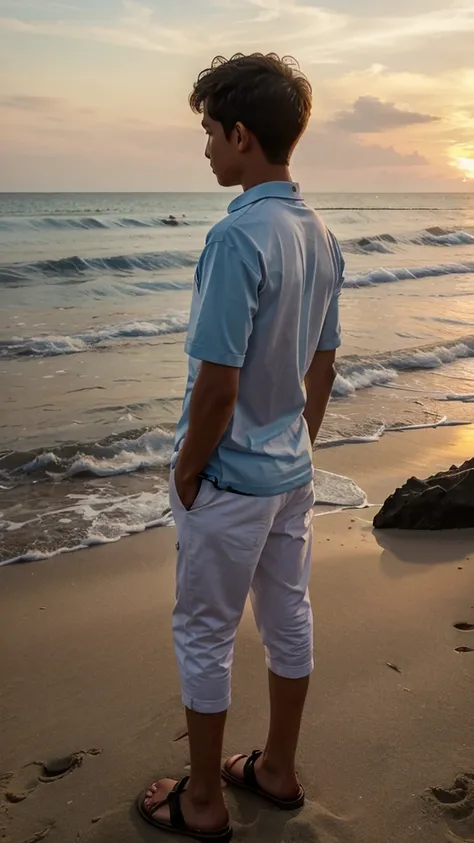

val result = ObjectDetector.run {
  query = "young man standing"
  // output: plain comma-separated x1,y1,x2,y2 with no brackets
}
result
138,53,344,842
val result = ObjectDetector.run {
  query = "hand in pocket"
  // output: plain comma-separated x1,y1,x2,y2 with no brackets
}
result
174,465,202,511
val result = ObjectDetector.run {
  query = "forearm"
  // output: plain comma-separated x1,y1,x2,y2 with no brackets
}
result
176,366,238,481
304,369,336,445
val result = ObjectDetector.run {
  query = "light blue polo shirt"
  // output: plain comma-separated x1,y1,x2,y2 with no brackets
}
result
174,182,344,496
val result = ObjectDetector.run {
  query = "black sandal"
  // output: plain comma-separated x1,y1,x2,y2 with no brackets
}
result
222,750,305,810
136,776,233,842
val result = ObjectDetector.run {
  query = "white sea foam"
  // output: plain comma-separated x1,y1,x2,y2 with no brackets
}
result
335,340,474,398
317,428,386,449
420,230,474,246
0,471,369,566
18,428,175,478
2,314,190,358
344,228,474,255
333,368,397,397
4,338,473,487
345,262,474,288
318,417,472,449
21,452,61,472
63,432,174,478
0,487,174,566
2,416,472,566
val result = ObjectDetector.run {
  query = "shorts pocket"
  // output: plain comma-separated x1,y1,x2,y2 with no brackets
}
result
169,469,215,513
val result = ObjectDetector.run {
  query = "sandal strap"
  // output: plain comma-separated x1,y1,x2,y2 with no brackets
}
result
174,776,190,795
168,776,190,828
243,750,263,789
152,776,190,828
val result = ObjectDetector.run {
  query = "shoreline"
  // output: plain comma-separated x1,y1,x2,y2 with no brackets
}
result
1,425,474,843
1,419,473,566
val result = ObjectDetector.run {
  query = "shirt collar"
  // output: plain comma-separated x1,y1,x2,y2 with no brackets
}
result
228,181,302,214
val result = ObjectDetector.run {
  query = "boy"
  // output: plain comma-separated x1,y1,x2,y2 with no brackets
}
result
138,53,344,842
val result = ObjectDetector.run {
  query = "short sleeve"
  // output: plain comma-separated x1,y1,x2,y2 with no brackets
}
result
317,233,345,351
185,239,260,368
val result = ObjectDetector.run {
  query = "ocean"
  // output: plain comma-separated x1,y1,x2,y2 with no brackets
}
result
1,191,474,565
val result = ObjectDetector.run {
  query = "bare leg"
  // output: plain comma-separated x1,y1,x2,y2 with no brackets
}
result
260,670,309,786
185,707,228,818
144,707,228,831
226,670,310,798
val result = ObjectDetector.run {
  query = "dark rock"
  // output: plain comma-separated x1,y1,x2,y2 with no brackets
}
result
373,459,474,530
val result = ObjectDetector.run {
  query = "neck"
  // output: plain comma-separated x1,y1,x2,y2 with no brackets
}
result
241,164,292,192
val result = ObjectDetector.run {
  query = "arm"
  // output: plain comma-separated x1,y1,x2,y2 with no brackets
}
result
175,362,239,506
304,349,337,445
175,236,260,507
305,232,344,445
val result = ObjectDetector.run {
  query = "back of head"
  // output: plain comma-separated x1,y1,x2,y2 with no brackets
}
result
189,53,312,166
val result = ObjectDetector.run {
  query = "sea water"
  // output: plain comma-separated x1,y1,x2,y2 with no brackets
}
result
1,192,473,563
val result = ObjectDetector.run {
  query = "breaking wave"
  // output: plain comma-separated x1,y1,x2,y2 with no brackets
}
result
345,261,474,288
0,250,199,285
343,227,474,255
0,313,190,359
0,214,204,232
334,337,474,396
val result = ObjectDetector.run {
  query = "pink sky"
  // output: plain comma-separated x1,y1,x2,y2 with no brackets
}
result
1,0,473,191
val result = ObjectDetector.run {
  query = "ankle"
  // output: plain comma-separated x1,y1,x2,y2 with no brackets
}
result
187,781,225,810
260,752,296,781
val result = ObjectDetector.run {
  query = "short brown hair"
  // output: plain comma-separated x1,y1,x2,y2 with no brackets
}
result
189,53,312,166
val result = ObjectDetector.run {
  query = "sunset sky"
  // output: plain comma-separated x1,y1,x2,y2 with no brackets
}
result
1,0,473,192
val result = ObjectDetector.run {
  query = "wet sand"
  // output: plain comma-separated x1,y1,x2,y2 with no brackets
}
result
1,426,474,843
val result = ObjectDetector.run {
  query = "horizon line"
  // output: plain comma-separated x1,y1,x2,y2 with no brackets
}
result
1,189,472,196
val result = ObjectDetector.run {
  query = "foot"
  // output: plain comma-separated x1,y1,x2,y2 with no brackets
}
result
224,753,301,801
144,778,229,833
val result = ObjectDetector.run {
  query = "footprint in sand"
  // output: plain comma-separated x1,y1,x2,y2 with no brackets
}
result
424,774,474,841
453,622,474,653
83,798,355,843
18,824,55,843
1,748,102,804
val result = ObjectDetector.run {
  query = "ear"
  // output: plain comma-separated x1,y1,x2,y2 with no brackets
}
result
234,121,251,153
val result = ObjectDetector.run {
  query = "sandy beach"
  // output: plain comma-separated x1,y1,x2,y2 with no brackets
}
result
1,425,474,843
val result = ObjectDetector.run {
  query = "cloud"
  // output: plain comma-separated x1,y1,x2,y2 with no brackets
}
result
292,128,434,190
0,109,447,192
329,96,440,133
325,68,474,149
296,128,428,170
0,94,66,112
2,101,427,173
2,0,472,63
0,0,77,9
247,0,345,29
216,0,346,30
0,1,194,54
323,2,474,55
0,94,99,129
241,0,281,24
0,0,470,192
0,18,186,53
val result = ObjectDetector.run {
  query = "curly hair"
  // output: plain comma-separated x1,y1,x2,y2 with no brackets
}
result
189,53,312,166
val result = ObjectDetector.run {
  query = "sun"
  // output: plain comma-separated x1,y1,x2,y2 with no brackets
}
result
456,157,474,179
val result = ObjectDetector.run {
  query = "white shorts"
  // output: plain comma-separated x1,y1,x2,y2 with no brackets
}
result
169,471,314,714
